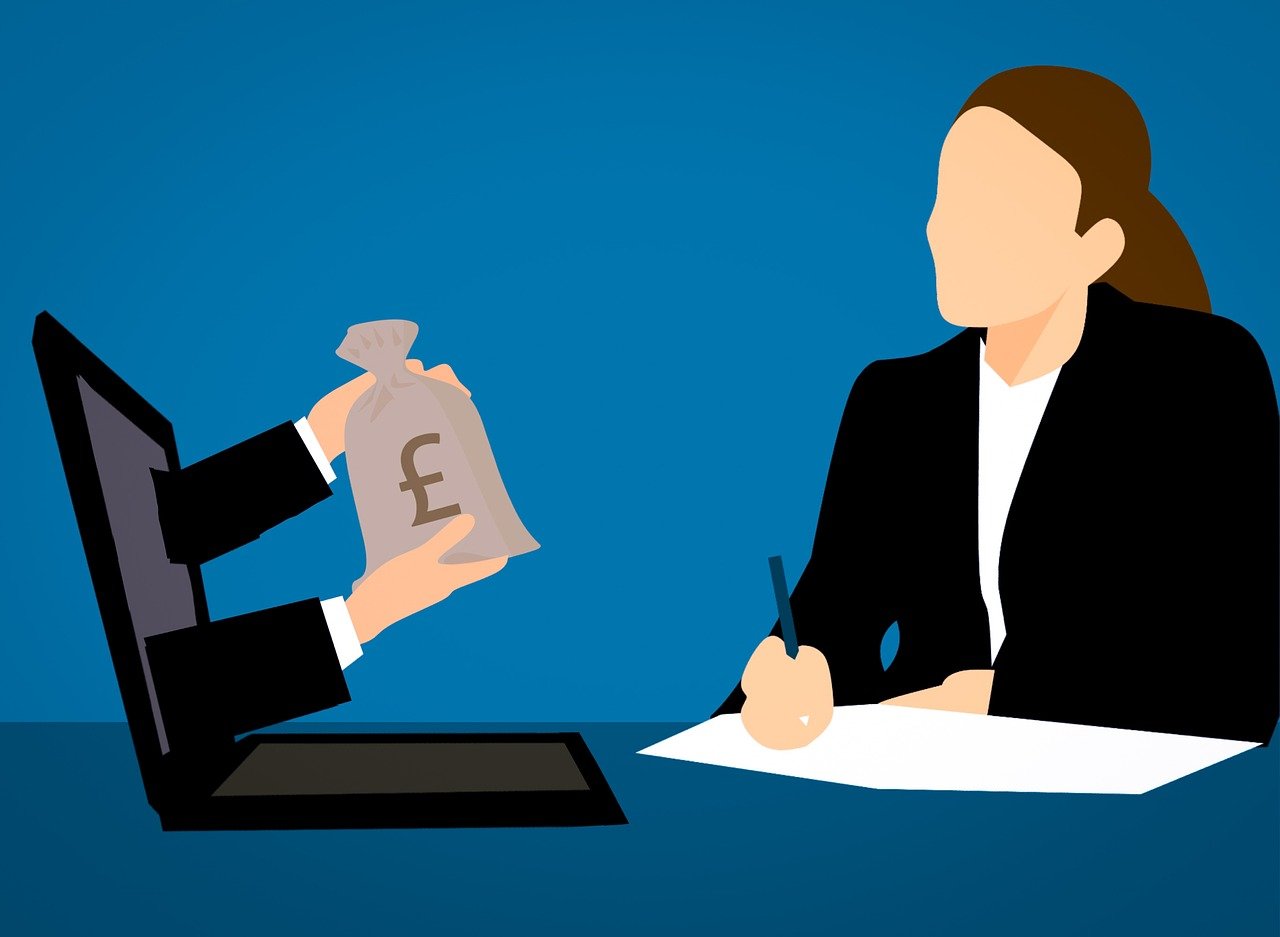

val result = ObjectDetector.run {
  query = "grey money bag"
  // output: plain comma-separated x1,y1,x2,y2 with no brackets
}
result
338,320,539,590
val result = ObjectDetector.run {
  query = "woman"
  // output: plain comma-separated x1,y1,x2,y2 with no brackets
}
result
715,66,1279,749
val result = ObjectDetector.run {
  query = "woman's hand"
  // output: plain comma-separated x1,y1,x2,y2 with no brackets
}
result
739,636,835,749
308,360,472,463
345,514,507,644
880,669,994,714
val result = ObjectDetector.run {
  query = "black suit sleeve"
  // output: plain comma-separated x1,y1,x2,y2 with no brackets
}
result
151,421,333,567
146,599,351,743
986,317,1280,744
1171,324,1278,743
713,363,903,715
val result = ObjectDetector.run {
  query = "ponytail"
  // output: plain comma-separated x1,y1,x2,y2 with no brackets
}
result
1093,191,1211,313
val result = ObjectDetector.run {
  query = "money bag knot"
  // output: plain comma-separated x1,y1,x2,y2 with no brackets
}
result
336,320,418,378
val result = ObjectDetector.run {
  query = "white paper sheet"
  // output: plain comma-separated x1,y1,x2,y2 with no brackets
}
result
637,705,1260,794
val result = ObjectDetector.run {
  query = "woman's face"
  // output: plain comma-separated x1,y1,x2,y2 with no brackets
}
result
926,106,1087,328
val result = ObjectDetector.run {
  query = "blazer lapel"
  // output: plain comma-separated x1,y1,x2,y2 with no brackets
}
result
995,285,1115,654
919,325,988,652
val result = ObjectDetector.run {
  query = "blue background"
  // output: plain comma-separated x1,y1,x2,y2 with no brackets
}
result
3,0,1276,723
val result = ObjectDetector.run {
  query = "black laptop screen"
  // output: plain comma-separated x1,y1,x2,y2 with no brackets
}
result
78,376,198,755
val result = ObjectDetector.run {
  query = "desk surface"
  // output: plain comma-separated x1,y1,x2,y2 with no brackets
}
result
1,723,1276,936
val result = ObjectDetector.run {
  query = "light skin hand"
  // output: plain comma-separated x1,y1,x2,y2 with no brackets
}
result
345,514,508,645
880,669,994,714
307,358,472,463
739,635,835,750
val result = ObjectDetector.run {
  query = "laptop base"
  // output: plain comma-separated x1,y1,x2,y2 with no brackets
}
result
156,730,628,830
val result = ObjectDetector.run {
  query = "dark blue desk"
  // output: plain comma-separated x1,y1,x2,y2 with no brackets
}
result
1,723,1275,935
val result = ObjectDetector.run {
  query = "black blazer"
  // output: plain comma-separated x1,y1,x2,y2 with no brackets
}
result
715,283,1279,744
144,422,348,749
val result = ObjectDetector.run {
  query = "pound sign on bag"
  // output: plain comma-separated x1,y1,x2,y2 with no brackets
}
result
399,434,463,527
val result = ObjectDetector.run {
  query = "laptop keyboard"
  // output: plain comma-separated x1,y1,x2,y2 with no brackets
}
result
212,740,590,797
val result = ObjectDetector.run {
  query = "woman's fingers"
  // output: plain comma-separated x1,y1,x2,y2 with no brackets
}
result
743,636,829,696
742,692,832,749
740,638,834,748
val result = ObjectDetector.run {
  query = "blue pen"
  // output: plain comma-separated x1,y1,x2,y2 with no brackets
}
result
767,555,800,658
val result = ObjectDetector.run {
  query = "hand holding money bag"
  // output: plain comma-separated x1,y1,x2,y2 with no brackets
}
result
339,320,539,590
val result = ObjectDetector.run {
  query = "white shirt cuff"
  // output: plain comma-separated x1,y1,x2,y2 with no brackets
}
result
294,417,337,485
321,596,363,670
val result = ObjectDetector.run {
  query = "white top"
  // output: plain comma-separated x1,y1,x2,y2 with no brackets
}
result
976,340,1061,664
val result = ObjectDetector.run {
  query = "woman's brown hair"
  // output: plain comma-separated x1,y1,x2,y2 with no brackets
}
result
957,66,1211,313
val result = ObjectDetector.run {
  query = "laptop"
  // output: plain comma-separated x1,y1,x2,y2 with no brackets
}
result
32,311,626,830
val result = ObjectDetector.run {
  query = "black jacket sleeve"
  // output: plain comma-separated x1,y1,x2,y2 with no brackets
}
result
141,421,346,744
146,599,351,743
713,363,906,715
1129,321,1277,743
1200,325,1280,743
987,315,1279,744
151,421,333,567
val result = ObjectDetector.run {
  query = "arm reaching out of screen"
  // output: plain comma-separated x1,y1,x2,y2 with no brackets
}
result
346,513,507,644
147,513,507,738
153,359,470,567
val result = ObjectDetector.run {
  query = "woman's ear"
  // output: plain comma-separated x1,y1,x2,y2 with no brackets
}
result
1080,217,1125,283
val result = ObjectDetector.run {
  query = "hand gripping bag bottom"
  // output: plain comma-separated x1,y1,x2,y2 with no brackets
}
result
338,320,539,590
